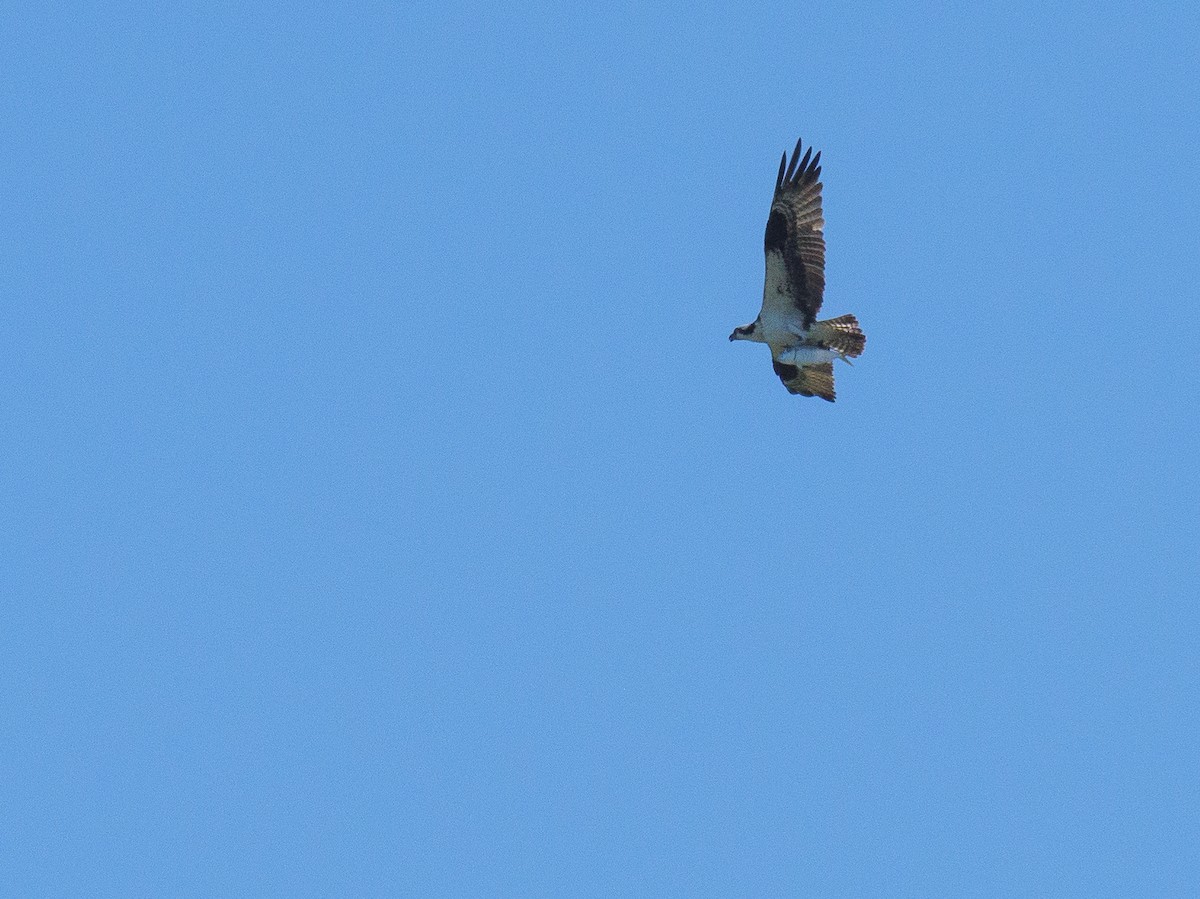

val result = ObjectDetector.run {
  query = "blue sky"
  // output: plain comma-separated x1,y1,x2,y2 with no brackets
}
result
4,0,1199,894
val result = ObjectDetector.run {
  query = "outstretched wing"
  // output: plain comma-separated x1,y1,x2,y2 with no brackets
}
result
772,359,836,402
761,138,825,330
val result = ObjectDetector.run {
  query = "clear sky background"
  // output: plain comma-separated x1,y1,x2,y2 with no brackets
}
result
4,0,1200,895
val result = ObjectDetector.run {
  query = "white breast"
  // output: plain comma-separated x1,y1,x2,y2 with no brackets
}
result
757,309,800,347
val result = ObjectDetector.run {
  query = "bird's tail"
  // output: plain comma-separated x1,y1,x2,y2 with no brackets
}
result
814,314,865,360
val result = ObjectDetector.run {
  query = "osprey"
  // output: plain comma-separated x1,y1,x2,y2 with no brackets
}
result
730,138,865,401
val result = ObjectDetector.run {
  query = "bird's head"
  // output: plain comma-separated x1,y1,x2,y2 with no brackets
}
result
729,323,758,342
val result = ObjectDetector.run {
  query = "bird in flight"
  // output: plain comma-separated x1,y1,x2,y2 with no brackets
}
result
730,138,864,401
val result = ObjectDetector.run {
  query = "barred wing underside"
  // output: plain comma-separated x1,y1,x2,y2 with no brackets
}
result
761,139,825,330
772,360,836,402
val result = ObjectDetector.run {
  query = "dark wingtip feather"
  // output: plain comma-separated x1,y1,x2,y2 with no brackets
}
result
794,147,813,184
783,138,803,182
776,138,827,191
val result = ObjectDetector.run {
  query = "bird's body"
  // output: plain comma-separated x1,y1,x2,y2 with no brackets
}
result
730,138,865,401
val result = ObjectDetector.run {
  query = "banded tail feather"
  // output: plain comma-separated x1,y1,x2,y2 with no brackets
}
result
813,314,865,359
